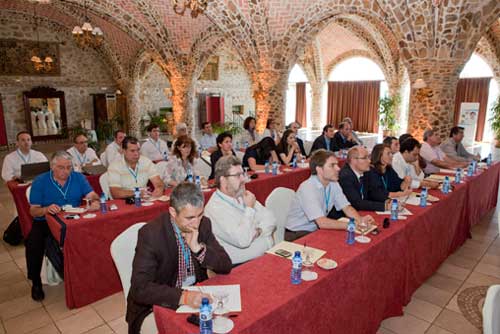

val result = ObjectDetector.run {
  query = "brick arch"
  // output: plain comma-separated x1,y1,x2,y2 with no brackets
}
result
473,36,500,84
325,50,388,83
296,40,324,84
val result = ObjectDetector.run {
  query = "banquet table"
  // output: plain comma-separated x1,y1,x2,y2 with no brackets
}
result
153,163,500,334
45,167,312,308
6,174,102,238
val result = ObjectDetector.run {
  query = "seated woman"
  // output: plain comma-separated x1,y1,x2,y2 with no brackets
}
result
240,116,260,146
276,129,303,165
209,132,236,179
364,144,412,202
242,137,279,171
163,135,203,187
262,118,281,145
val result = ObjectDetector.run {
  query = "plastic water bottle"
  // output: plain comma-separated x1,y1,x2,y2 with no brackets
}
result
134,187,141,207
472,160,477,173
100,193,107,213
195,175,201,189
346,218,356,245
198,146,202,158
442,176,450,194
163,150,168,161
292,156,297,168
186,165,193,182
235,141,240,151
390,199,398,221
487,153,492,167
290,251,302,285
199,297,213,334
467,162,474,177
244,141,249,150
264,161,270,174
420,187,427,207
272,161,278,175
455,168,461,184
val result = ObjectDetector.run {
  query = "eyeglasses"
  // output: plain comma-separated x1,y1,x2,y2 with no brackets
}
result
225,172,245,178
76,141,88,144
354,156,370,160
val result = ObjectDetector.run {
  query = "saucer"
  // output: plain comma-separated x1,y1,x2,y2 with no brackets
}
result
301,271,318,281
317,258,338,270
213,317,234,334
82,213,96,219
141,202,154,207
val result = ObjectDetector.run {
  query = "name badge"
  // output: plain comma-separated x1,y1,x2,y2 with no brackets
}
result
182,275,196,287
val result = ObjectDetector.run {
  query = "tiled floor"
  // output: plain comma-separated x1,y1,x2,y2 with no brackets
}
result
0,141,498,333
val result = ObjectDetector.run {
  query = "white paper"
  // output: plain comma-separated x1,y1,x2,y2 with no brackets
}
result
266,241,325,263
405,196,432,206
375,207,413,216
425,175,448,182
439,169,456,174
176,284,241,313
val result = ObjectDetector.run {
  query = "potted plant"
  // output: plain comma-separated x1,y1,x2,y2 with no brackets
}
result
211,121,243,136
379,94,401,137
490,95,500,148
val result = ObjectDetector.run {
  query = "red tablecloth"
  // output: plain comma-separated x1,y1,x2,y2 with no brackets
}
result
6,174,102,238
153,163,500,334
45,167,311,308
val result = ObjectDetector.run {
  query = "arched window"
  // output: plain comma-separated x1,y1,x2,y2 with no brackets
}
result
285,64,312,127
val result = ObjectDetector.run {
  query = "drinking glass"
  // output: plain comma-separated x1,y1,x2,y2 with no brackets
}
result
212,290,233,331
142,187,152,202
84,197,91,211
243,167,249,182
355,219,371,243
302,244,314,273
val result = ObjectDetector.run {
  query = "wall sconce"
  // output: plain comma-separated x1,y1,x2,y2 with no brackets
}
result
413,79,434,102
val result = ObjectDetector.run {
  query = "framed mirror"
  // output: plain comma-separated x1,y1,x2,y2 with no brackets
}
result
23,86,67,141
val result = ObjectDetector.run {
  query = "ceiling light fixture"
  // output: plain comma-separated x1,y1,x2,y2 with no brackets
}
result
72,0,103,49
172,0,208,18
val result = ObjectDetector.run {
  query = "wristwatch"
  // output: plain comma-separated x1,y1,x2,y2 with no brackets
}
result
194,243,206,257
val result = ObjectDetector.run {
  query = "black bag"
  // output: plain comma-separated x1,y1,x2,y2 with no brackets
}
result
45,234,64,279
3,217,23,246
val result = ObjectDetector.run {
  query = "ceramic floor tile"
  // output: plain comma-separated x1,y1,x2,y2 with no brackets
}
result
412,284,454,308
433,309,481,334
3,308,52,334
445,282,474,313
0,252,12,265
0,281,31,304
82,325,113,334
0,261,18,275
55,308,104,334
474,262,500,279
0,295,42,321
443,254,477,270
463,239,492,252
45,300,91,322
436,263,471,282
0,267,25,286
377,327,397,334
480,253,500,267
466,271,500,286
91,293,125,322
26,323,61,334
403,297,442,323
452,246,485,261
381,313,430,334
425,325,454,334
8,247,26,261
107,316,127,334
41,284,66,307
425,273,463,294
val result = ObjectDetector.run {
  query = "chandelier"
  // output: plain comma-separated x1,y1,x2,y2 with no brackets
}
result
172,0,208,18
30,3,53,72
72,0,103,48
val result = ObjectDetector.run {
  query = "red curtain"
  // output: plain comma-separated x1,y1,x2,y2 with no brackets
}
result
454,77,491,142
0,94,7,146
327,81,380,133
295,82,307,127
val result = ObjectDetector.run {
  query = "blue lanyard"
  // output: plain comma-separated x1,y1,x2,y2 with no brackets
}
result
16,150,31,164
172,222,192,272
324,184,331,214
127,163,139,184
149,138,162,153
325,137,330,151
215,191,246,213
74,148,86,165
360,183,364,200
50,171,72,201
381,175,388,190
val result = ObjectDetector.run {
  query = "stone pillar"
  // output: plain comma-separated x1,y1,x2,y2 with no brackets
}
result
169,74,195,134
125,79,142,138
407,59,461,140
252,71,288,132
309,80,323,130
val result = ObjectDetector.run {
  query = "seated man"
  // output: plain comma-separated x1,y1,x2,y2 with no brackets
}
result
199,122,217,154
140,123,169,162
108,136,164,199
392,137,439,189
339,146,386,211
285,149,374,241
383,136,399,154
28,151,100,301
310,125,338,154
420,129,468,174
287,121,307,156
205,156,276,264
66,133,100,172
342,117,363,146
127,182,232,334
104,129,126,166
333,122,358,150
440,126,480,163
2,131,47,182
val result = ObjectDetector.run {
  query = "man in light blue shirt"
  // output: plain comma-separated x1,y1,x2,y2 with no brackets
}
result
285,149,374,241
199,122,217,154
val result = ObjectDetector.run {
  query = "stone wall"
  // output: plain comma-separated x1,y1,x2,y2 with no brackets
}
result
136,63,172,118
0,16,116,143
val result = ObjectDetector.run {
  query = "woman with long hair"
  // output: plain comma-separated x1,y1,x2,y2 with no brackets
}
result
364,144,412,202
276,129,302,165
163,135,202,187
241,116,260,146
242,137,279,171
209,132,236,179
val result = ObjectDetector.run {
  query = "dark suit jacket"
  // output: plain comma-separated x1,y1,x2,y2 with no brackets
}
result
310,135,338,154
296,137,307,157
364,166,403,202
339,164,385,211
126,213,232,334
333,131,357,150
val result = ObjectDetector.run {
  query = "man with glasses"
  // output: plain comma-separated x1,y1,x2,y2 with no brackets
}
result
285,149,374,241
287,122,306,156
204,156,276,265
140,124,169,162
67,133,100,172
392,138,439,189
338,146,387,211
2,131,47,182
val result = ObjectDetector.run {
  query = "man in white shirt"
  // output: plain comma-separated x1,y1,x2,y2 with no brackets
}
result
2,131,48,182
104,130,126,166
420,129,468,174
199,122,217,153
440,126,480,163
204,155,276,265
140,124,169,162
66,133,100,172
392,137,439,189
108,136,164,199
285,149,374,241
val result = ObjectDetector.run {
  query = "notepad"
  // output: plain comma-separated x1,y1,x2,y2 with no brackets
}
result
176,284,241,313
266,241,325,263
425,174,448,182
375,207,413,216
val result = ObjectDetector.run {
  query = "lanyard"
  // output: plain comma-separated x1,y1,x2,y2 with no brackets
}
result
127,163,139,184
215,191,246,213
325,137,330,151
74,148,86,165
359,183,364,200
172,222,192,273
381,175,388,190
324,184,331,214
50,171,72,201
16,149,31,164
149,138,162,153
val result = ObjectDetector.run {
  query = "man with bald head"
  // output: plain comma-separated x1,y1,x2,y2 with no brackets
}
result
338,146,387,211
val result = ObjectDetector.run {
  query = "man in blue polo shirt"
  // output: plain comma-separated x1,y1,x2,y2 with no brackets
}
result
28,151,100,301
